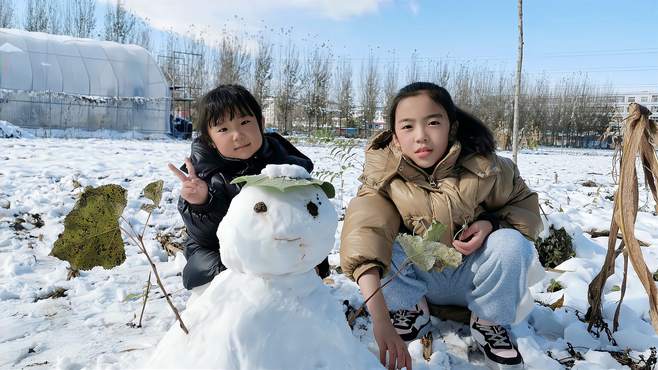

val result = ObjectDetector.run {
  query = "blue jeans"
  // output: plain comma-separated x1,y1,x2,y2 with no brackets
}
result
381,228,537,326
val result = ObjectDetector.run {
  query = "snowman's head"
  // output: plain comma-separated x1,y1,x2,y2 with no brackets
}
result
217,165,337,276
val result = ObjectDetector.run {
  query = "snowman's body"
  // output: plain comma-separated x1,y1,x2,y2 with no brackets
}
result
147,165,382,369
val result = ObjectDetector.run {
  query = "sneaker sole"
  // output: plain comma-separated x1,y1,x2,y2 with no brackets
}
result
475,342,525,370
399,318,432,343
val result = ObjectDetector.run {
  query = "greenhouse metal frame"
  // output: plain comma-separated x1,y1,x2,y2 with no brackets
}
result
0,28,170,137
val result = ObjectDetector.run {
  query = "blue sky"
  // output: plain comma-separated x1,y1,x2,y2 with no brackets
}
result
15,0,658,93
244,0,658,93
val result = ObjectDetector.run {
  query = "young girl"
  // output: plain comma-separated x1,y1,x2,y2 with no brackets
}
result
169,84,329,290
340,82,543,370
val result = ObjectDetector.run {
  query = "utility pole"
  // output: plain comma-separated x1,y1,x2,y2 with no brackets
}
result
512,0,524,164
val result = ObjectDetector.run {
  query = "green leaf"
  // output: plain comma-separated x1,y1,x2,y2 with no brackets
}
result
124,292,144,301
142,180,164,209
611,285,621,292
231,174,335,199
397,234,435,271
547,279,564,293
396,233,462,272
430,244,463,272
423,221,447,242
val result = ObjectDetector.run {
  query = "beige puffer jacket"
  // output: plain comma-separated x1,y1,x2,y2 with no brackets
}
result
340,131,542,282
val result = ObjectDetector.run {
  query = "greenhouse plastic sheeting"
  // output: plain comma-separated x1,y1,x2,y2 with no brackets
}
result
0,28,170,136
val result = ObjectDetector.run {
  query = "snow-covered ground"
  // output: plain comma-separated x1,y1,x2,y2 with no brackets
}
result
1,137,658,370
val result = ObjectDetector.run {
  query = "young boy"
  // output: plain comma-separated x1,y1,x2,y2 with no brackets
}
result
169,84,329,289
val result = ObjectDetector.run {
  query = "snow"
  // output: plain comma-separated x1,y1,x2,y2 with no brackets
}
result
261,163,312,178
0,42,23,53
1,138,658,369
0,121,34,138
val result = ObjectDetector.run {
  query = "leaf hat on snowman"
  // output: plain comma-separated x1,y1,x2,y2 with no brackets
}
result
231,164,335,199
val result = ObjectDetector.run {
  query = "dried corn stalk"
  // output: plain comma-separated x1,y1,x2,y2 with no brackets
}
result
587,103,658,334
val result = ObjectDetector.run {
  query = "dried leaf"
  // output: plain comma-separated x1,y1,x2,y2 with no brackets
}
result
587,103,658,335
142,180,164,209
140,203,156,213
549,295,565,311
51,184,127,271
421,332,433,361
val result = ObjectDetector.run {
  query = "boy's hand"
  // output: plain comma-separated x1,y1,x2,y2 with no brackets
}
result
168,157,209,205
372,318,412,370
452,220,493,255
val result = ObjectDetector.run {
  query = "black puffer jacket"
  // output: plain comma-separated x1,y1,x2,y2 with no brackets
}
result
178,133,329,289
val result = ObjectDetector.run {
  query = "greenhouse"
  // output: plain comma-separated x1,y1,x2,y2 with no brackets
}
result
0,28,170,137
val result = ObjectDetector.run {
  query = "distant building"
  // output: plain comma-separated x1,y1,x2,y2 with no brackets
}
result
262,97,276,130
610,92,658,122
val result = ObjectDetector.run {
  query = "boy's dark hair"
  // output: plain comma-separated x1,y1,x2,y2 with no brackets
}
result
387,82,496,157
195,84,264,144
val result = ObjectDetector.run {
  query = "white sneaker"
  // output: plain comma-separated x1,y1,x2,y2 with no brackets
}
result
390,297,431,342
470,314,524,369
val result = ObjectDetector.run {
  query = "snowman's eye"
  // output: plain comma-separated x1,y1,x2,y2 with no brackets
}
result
254,202,267,213
306,201,318,217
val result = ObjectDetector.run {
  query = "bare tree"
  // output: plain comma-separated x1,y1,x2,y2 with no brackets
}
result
216,35,250,86
274,40,300,133
382,60,398,125
360,53,380,138
252,35,273,108
0,0,14,28
184,33,209,95
104,0,136,44
301,47,332,133
24,0,49,32
158,31,180,87
46,0,63,34
512,0,524,163
451,63,476,109
406,49,421,84
336,59,354,131
132,18,152,50
428,59,450,87
63,0,96,38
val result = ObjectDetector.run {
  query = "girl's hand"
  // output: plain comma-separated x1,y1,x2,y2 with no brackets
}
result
168,157,209,205
372,318,412,370
357,268,412,370
452,220,493,255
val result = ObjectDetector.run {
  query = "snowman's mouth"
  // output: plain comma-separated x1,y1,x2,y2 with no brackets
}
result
273,236,307,260
273,236,302,242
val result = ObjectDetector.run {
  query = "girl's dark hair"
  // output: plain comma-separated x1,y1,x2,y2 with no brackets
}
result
387,82,496,157
195,84,263,144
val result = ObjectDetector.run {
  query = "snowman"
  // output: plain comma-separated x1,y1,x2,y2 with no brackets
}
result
146,164,383,369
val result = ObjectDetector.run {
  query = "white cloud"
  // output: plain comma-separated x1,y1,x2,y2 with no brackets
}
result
408,0,420,15
98,0,388,44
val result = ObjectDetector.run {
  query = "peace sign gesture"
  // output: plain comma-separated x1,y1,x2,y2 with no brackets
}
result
168,157,209,205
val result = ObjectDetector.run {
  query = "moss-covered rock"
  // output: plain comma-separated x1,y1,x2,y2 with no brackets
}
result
535,225,575,269
51,184,127,271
